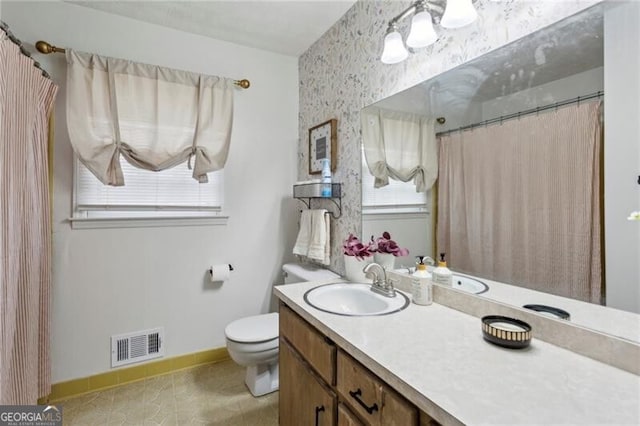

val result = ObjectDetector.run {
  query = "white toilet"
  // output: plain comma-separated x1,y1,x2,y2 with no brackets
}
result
224,263,339,396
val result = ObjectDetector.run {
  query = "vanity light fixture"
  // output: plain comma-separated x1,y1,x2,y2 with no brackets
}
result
381,0,478,65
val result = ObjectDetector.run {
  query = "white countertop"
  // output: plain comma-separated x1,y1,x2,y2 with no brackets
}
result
275,279,640,426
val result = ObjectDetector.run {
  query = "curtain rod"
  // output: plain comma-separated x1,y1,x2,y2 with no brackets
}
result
0,21,51,79
436,90,604,137
34,40,251,89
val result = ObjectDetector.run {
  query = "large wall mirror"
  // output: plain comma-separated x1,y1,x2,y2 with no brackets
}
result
361,3,640,343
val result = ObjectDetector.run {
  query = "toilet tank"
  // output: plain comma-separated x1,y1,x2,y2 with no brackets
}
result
282,263,339,284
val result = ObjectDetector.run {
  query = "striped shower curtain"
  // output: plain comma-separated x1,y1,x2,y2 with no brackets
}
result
0,31,58,403
437,101,602,303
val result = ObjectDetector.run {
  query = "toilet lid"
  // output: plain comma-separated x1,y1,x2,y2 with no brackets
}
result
225,312,279,343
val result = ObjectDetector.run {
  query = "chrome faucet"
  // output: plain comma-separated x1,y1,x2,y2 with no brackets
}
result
422,256,436,266
363,263,396,298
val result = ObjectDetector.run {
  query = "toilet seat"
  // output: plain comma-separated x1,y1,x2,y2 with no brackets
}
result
227,337,278,354
225,312,278,343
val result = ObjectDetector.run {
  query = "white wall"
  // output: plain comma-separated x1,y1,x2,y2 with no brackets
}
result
4,1,299,382
604,2,640,313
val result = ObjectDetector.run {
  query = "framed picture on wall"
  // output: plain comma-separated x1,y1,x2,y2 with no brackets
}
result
308,119,337,174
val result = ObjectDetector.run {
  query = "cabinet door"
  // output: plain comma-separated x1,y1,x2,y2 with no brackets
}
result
280,304,337,385
338,402,364,426
280,338,336,426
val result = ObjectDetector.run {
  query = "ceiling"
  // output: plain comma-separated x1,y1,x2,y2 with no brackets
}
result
67,1,358,56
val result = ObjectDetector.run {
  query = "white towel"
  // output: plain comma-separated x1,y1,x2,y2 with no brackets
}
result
307,209,328,263
293,210,313,256
323,214,331,265
293,209,331,265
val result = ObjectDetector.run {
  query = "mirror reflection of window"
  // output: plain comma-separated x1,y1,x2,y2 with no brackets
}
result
361,148,428,214
361,147,434,267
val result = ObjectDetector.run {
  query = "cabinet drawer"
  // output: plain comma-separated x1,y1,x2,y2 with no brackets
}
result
280,339,337,426
337,351,418,426
338,402,364,426
280,303,336,385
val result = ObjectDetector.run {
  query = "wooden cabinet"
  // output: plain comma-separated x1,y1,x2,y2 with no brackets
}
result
279,302,437,426
420,412,442,426
338,402,364,426
279,338,336,426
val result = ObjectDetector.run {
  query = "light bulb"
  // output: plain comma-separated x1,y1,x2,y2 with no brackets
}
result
406,10,438,48
381,30,409,64
441,0,478,29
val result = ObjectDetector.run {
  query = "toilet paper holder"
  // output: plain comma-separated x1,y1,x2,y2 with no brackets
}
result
208,264,234,276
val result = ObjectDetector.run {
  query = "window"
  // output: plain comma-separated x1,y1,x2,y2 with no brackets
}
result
72,156,225,228
361,148,429,215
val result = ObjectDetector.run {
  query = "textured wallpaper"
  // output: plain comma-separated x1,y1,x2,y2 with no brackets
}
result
298,0,601,274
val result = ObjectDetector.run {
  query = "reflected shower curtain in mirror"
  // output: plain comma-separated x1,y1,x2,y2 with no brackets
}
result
437,101,602,303
66,49,234,186
0,31,58,403
362,107,437,192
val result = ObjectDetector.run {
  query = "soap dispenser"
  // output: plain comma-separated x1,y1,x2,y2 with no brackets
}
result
411,256,432,305
432,253,453,286
321,158,332,197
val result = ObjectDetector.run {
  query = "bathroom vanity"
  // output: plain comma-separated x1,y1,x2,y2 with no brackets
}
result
275,279,640,425
279,303,429,425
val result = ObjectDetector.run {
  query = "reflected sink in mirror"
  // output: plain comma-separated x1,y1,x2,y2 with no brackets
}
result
392,269,489,294
304,283,410,316
452,275,489,295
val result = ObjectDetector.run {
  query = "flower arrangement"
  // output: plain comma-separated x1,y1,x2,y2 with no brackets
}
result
343,233,375,260
628,211,640,221
371,232,409,257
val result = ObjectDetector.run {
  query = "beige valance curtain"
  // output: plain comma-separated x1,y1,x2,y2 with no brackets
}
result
66,49,234,186
437,101,602,303
361,107,437,192
0,29,58,403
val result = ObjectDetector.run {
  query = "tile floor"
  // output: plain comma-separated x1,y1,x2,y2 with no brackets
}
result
57,360,279,425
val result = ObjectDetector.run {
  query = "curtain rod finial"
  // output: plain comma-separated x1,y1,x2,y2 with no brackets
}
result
35,41,53,54
235,79,250,89
35,41,65,54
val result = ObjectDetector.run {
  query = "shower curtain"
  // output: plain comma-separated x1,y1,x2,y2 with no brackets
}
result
0,30,58,403
437,101,602,303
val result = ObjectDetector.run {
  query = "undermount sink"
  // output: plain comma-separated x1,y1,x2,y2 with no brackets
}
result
451,274,489,294
304,283,410,316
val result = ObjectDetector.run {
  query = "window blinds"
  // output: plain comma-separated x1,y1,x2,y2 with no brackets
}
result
75,156,223,218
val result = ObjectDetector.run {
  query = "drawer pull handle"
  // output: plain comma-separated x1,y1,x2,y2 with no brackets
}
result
315,405,325,426
349,388,379,415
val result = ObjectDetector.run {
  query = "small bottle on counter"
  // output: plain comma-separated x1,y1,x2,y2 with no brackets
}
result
432,253,453,286
321,158,332,197
411,256,432,305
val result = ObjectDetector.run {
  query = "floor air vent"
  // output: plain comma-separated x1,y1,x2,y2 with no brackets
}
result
111,327,164,367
